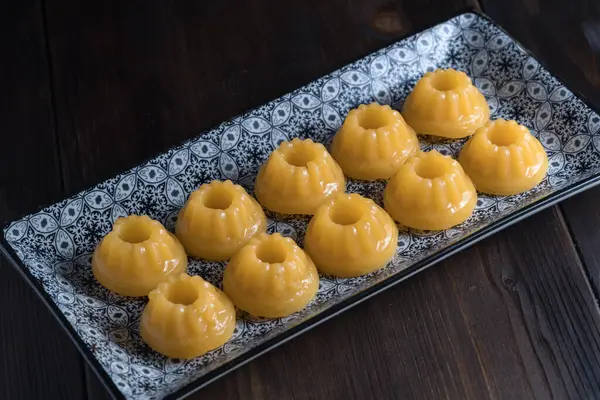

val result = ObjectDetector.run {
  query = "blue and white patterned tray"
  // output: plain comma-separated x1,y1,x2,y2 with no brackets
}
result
3,12,600,400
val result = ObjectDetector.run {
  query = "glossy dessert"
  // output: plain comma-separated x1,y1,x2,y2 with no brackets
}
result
330,103,419,180
305,193,398,277
92,215,187,297
403,68,490,138
140,273,236,359
175,180,267,261
223,233,319,318
459,119,548,195
384,150,477,230
255,138,345,215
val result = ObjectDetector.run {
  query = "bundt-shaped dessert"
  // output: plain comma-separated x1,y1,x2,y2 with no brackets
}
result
254,138,345,215
459,119,548,195
304,193,398,277
223,232,319,318
140,273,236,358
402,68,490,139
330,103,419,180
384,150,477,230
175,180,267,261
92,215,187,297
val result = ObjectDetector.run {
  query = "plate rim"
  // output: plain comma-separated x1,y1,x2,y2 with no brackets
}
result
2,6,600,400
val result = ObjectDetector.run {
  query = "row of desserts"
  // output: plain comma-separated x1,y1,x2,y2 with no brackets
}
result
92,155,397,358
330,68,548,230
90,68,549,360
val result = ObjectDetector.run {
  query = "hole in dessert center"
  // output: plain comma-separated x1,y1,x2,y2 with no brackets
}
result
330,199,364,226
431,71,461,91
203,186,233,210
488,124,520,147
165,281,198,306
415,158,447,179
283,146,315,167
255,240,287,264
119,219,152,243
358,108,389,130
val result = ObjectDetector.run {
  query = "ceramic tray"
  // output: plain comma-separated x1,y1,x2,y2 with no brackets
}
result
3,10,600,400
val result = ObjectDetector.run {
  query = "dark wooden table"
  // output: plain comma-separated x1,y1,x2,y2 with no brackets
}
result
3,0,600,399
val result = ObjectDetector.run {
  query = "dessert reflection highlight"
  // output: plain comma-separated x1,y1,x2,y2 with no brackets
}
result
305,193,398,277
255,138,345,215
176,180,266,261
403,68,490,138
459,119,548,195
384,150,477,230
330,103,419,180
140,273,236,358
92,215,187,297
223,233,319,318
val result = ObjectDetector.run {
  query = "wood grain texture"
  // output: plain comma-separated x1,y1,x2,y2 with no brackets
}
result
198,208,600,400
3,0,599,398
42,0,471,395
481,0,600,106
0,1,86,399
482,0,600,302
561,189,600,298
43,0,479,193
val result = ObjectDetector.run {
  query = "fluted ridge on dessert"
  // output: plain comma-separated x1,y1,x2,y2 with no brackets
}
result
305,193,398,277
459,119,548,195
403,69,490,138
92,215,187,297
255,138,345,215
140,274,236,359
330,103,419,180
384,150,477,230
176,180,266,261
223,232,319,318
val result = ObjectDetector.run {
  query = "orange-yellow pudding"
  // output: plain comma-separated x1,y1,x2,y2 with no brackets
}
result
459,119,548,195
384,150,477,230
175,180,266,261
330,103,419,180
403,68,490,138
255,138,345,215
223,233,319,318
140,273,236,359
92,215,187,297
305,193,398,277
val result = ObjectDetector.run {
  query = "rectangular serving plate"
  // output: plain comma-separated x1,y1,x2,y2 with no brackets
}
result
3,10,600,400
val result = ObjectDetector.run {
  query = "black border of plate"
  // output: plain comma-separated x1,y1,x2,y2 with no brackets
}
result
2,7,600,400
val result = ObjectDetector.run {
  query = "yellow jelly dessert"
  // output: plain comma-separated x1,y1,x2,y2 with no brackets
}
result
255,138,345,215
330,103,419,180
459,119,548,195
384,150,477,230
92,215,187,297
223,232,319,318
403,68,490,138
140,273,236,359
305,193,398,277
175,180,267,261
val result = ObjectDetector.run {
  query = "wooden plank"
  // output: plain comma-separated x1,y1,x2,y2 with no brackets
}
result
41,0,600,399
561,191,600,297
42,2,478,397
199,208,600,399
0,1,86,399
482,0,600,106
480,0,600,298
43,0,480,192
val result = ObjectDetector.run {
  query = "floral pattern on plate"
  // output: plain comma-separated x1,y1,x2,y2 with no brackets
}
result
4,12,600,399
